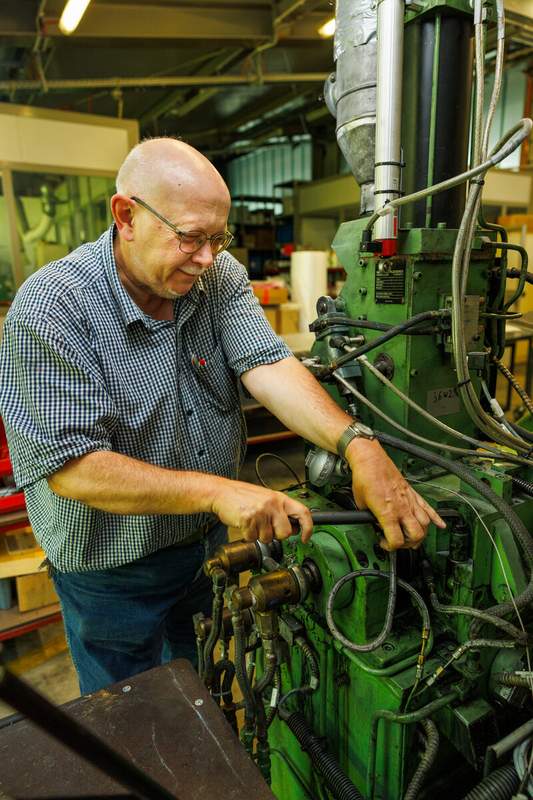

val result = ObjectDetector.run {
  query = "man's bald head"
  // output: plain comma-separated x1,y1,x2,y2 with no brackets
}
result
116,137,230,210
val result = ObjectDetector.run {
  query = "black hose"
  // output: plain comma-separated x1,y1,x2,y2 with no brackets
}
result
324,317,437,335
508,420,533,444
329,310,449,371
281,711,364,800
375,431,533,630
460,763,519,799
506,268,533,284
202,570,226,687
403,718,440,800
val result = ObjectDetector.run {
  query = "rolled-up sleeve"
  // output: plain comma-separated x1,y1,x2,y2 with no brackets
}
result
0,314,118,487
217,258,292,376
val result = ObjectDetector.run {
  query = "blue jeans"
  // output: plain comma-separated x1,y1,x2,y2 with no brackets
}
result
51,522,227,694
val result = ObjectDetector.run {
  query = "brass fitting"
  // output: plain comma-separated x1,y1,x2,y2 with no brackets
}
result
230,568,302,612
204,540,262,578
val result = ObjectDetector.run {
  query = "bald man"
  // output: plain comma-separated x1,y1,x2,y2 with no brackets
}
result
0,138,444,693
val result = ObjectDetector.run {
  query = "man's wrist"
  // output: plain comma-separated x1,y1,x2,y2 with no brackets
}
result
336,419,375,460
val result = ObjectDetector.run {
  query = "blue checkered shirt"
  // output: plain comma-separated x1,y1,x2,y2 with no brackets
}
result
0,226,291,572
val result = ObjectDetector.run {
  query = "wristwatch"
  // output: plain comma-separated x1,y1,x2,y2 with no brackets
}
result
336,420,375,459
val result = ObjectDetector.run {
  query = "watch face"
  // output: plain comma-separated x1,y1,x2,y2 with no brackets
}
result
354,423,374,438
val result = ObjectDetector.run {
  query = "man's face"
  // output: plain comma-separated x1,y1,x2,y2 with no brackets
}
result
126,195,230,299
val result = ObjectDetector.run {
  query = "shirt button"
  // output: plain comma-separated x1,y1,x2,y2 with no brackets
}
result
198,449,205,457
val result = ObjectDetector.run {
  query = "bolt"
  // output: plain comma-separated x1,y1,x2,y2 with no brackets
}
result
414,271,422,281
410,369,418,377
194,698,204,707
382,642,395,652
359,287,367,296
122,685,132,693
359,259,366,267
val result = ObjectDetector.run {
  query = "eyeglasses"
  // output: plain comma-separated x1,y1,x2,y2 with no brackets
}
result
130,196,234,255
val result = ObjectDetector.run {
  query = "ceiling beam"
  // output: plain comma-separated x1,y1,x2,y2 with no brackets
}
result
0,2,327,42
139,48,245,126
0,73,329,92
505,1,533,25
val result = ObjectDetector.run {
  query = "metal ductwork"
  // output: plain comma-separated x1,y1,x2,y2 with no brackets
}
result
324,0,377,214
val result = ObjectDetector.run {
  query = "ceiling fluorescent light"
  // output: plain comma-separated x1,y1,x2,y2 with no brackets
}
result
318,17,336,38
59,0,92,35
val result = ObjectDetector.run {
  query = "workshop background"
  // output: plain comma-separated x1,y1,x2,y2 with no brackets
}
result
0,0,533,752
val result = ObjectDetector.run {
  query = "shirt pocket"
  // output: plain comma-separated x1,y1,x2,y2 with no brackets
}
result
189,342,239,412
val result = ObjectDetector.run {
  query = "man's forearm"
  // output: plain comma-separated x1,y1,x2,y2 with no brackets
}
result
241,356,365,455
47,450,226,515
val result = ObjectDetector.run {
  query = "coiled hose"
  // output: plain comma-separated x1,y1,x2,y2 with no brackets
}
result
507,469,533,499
492,355,533,416
325,553,397,652
496,671,533,688
281,711,364,800
403,719,439,800
460,763,519,800
375,431,533,632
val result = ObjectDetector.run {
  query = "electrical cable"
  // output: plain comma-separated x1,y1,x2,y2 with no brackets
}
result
255,452,301,489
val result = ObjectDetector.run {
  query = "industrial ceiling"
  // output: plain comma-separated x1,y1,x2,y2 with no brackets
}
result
1,1,533,165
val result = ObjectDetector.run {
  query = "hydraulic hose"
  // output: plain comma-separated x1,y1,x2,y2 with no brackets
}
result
375,430,533,628
231,608,256,752
403,718,439,800
281,711,364,800
507,268,533,285
326,554,398,653
460,763,519,800
202,569,226,686
329,310,449,371
421,560,527,643
326,564,431,658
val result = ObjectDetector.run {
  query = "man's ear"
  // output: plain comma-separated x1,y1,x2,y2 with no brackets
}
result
111,194,135,241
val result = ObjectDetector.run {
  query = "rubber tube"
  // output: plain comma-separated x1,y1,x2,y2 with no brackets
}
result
282,711,364,800
375,431,533,629
460,763,519,799
403,718,439,800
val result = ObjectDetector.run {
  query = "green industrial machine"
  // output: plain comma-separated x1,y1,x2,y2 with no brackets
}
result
196,1,533,798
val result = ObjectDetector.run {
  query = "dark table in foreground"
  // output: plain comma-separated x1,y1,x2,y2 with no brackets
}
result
0,658,276,800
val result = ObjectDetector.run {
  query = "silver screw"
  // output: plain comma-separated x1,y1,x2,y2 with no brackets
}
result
122,685,132,693
194,698,204,707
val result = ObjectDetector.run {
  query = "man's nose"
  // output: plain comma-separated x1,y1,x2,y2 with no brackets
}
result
191,240,214,269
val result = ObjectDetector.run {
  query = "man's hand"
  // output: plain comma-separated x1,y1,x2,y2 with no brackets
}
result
345,438,446,551
210,478,313,544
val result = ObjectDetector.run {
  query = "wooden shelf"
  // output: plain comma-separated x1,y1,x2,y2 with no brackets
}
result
0,603,62,641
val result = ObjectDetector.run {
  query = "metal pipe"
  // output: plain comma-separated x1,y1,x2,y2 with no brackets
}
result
373,0,404,252
0,73,329,92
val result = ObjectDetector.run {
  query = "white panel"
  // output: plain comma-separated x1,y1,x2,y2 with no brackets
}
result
0,114,130,172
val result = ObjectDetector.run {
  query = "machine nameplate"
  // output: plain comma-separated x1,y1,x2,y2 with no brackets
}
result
426,386,461,417
375,260,406,304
